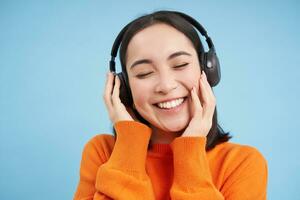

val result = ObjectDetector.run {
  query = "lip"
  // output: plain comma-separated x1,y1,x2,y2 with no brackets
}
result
153,96,187,104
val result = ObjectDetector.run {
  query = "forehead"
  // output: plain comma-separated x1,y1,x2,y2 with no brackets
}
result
126,23,196,64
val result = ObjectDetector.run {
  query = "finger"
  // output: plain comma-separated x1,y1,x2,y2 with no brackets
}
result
197,75,205,107
111,74,122,106
202,72,216,103
199,73,210,107
201,72,216,119
103,71,114,111
191,86,203,115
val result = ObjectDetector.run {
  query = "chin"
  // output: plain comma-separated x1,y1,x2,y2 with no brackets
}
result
137,104,191,132
165,122,189,132
151,117,190,133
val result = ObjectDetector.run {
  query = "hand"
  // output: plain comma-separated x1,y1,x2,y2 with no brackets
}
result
103,71,136,125
182,72,216,137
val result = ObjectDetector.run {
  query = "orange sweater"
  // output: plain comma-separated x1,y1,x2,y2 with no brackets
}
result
73,121,268,200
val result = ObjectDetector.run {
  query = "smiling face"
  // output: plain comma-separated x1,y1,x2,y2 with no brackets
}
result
125,23,201,133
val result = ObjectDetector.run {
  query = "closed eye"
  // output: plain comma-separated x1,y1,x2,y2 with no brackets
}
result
174,63,189,69
136,63,189,78
136,72,153,78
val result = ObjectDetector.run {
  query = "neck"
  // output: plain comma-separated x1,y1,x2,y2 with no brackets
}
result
149,125,183,144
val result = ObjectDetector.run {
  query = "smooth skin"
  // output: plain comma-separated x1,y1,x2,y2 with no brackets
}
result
103,71,216,138
103,23,216,140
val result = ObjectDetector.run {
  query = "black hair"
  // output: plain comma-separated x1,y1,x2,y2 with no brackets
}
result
112,10,232,151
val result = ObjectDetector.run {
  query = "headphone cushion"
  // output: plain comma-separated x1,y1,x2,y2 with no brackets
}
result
117,72,133,107
203,51,221,87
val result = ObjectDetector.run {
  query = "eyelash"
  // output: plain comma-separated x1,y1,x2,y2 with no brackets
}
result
136,63,189,78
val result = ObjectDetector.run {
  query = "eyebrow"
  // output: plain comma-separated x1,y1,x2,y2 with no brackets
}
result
130,51,192,69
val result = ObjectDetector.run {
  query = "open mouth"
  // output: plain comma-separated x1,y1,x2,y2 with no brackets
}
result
154,97,187,110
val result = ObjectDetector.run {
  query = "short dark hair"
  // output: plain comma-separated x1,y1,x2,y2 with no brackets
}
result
112,10,232,151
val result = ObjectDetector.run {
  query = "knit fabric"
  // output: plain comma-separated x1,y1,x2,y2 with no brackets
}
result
74,121,268,200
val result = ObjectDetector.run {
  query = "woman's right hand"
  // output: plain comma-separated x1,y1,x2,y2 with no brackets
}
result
103,71,136,124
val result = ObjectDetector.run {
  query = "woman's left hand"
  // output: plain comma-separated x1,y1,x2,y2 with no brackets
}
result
181,71,216,137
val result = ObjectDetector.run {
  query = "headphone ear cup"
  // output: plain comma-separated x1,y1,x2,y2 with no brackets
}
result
203,51,221,87
116,72,133,107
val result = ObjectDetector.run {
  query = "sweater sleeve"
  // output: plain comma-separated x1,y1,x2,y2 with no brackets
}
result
220,145,268,200
73,120,155,200
169,136,268,200
169,136,224,200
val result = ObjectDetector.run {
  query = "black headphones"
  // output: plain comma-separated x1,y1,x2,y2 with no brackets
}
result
109,11,221,107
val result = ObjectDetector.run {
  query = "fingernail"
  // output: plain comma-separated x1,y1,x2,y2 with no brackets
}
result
203,72,207,79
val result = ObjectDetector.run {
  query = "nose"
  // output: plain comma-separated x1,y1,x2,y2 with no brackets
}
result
154,72,178,94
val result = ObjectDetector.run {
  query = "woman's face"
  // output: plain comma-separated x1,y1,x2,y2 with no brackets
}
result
126,23,201,132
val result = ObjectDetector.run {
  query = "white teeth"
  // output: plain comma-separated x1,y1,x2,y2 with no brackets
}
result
157,98,184,109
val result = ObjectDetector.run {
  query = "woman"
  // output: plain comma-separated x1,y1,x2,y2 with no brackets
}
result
73,10,268,200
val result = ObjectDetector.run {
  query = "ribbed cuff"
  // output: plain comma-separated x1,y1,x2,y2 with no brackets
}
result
170,136,207,172
170,136,207,155
106,121,152,173
170,136,210,189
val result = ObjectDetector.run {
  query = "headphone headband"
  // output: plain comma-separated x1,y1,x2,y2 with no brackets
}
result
108,10,221,107
110,11,216,72
171,11,215,50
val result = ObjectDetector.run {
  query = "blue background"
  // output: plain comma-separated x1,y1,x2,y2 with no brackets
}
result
1,1,299,199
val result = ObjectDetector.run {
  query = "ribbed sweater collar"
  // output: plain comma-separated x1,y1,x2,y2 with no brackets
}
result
148,143,173,156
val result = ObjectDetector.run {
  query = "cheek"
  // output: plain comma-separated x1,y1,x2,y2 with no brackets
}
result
130,81,151,108
181,67,201,90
